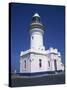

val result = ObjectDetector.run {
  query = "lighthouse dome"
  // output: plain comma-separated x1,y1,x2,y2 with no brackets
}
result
33,13,40,17
30,13,44,30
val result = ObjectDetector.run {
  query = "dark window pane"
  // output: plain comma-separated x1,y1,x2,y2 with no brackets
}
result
39,59,42,68
24,60,26,69
54,59,57,71
48,61,50,67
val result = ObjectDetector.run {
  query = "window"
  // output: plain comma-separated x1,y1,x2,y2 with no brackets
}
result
24,60,26,69
32,36,34,39
39,59,42,68
41,48,43,50
54,59,57,71
32,17,40,23
48,61,50,67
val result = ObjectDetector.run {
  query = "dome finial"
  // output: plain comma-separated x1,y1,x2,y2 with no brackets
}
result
33,13,40,17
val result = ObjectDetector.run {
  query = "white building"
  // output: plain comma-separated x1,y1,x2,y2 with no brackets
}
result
20,13,64,74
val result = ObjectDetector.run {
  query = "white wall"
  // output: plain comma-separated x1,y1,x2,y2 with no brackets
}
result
20,51,64,73
20,54,31,73
49,53,63,71
30,53,49,72
30,28,44,50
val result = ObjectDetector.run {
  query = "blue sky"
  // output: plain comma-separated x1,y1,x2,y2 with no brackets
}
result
10,3,65,72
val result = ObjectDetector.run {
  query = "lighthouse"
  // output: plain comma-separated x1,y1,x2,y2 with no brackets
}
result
20,13,64,74
30,13,45,51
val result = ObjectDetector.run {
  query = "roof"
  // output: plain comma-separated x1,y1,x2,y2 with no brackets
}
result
33,13,40,17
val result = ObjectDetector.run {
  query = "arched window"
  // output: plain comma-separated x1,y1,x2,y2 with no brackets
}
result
24,60,26,69
54,59,57,71
32,36,34,39
48,61,50,67
39,59,42,68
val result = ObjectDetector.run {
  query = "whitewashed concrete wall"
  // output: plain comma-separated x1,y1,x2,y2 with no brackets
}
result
30,53,49,73
20,54,31,73
49,53,63,71
30,28,44,50
20,51,64,73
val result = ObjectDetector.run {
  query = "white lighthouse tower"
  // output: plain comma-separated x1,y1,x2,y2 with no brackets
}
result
30,13,45,51
20,13,64,75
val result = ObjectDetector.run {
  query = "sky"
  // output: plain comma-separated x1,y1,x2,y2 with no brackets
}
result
10,3,65,72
